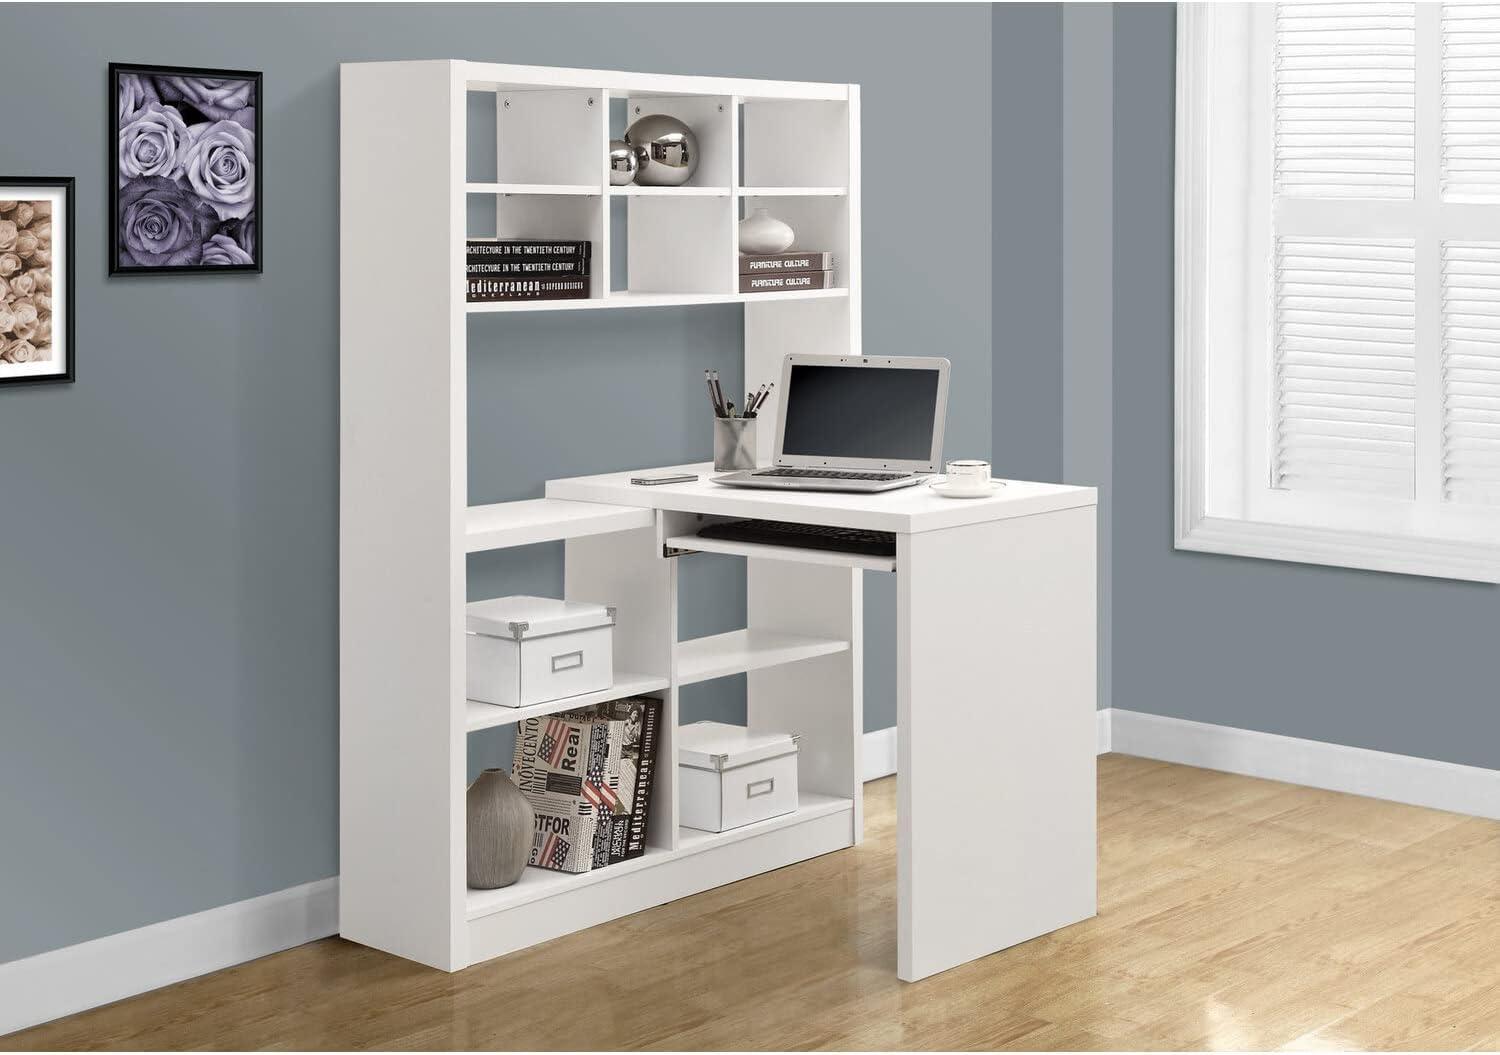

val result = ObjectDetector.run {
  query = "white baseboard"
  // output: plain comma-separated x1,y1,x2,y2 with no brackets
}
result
1096,707,1113,754
862,712,1113,783
0,877,338,1037
1108,708,1500,821
862,726,898,780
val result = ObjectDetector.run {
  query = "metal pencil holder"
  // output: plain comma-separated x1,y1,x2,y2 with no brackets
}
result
713,417,757,471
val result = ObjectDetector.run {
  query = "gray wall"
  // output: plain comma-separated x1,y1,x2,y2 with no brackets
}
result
0,3,991,962
1109,5,1500,770
992,4,1063,484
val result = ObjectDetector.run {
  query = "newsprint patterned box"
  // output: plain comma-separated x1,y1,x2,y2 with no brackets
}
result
512,709,625,873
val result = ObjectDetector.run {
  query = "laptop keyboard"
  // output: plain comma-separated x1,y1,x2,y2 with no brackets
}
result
752,467,913,482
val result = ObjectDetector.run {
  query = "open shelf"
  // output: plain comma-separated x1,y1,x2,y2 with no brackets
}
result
466,182,601,196
465,791,852,919
664,532,895,572
676,628,849,685
466,287,849,313
465,671,669,732
465,498,653,552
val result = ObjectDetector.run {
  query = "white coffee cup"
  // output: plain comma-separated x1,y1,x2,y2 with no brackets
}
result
943,459,992,492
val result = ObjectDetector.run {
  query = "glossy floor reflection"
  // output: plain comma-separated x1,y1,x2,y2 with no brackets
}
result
10,755,1500,1051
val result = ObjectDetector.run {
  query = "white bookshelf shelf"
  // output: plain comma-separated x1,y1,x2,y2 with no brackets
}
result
465,671,669,732
465,182,601,196
740,186,848,197
465,498,654,552
465,287,849,314
610,185,731,197
676,629,850,686
465,792,853,919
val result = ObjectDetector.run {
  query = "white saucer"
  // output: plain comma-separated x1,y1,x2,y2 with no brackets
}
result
928,477,1006,499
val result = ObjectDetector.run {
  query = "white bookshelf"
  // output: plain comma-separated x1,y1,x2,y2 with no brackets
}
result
340,60,861,972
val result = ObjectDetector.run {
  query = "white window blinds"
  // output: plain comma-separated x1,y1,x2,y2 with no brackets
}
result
1441,242,1500,504
1441,4,1500,202
1273,237,1417,498
1270,2,1500,510
1275,4,1415,200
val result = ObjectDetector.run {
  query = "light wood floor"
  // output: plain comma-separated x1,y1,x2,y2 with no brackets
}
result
10,755,1500,1051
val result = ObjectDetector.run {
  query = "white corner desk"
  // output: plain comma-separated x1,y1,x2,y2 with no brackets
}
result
339,58,1093,982
544,463,1099,981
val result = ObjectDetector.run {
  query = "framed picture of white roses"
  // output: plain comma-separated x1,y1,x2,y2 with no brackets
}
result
0,177,73,387
110,63,260,274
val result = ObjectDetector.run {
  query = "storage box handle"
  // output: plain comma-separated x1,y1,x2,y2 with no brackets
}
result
746,777,775,799
551,649,584,673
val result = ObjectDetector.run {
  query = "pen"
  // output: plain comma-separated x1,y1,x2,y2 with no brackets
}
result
705,370,724,417
710,371,727,417
705,371,720,417
750,383,772,416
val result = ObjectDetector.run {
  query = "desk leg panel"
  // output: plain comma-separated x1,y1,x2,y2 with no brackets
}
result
896,505,1097,981
747,559,864,842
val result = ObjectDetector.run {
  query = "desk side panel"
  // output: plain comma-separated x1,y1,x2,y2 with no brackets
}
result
896,504,1098,981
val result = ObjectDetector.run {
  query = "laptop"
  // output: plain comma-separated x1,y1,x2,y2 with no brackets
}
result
714,354,951,493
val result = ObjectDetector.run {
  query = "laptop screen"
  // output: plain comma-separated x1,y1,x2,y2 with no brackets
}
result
780,363,941,463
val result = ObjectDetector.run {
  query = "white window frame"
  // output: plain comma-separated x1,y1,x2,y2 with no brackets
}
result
1175,3,1500,584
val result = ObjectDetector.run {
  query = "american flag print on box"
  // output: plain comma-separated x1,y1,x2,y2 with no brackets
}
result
513,708,624,873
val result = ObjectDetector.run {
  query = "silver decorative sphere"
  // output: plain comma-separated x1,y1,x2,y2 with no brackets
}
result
608,139,643,186
625,114,699,187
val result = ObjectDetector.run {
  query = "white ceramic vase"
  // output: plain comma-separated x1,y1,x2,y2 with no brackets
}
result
738,208,795,254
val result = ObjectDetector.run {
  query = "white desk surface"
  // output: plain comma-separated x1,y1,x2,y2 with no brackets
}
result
545,463,1096,534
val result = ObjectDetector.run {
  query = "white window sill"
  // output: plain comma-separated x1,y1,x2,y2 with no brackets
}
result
1176,513,1500,584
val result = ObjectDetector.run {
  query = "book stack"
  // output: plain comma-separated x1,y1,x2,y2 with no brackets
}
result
467,239,591,302
511,697,662,874
739,251,835,294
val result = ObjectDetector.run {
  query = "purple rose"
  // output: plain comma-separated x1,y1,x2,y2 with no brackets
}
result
200,233,253,267
117,176,217,267
119,103,190,186
118,73,159,122
223,215,256,259
181,121,255,220
154,75,253,121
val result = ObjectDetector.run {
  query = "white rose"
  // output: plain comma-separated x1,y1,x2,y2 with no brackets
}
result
1,339,37,363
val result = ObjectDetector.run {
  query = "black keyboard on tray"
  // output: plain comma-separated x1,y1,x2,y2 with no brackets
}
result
751,467,913,482
695,518,898,558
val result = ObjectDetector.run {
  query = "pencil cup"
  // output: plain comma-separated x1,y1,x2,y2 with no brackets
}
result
713,417,757,472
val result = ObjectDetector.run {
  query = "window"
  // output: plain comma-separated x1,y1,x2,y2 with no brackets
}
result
1176,3,1500,582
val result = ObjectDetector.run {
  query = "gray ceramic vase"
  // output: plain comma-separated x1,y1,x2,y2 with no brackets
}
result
467,767,535,889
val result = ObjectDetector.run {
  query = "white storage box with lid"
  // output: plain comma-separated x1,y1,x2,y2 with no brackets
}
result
678,721,800,833
466,595,615,708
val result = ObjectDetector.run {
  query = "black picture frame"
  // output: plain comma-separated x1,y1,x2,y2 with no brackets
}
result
109,62,262,275
0,176,75,388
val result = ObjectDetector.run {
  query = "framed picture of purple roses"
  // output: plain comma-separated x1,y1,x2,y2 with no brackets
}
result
110,63,260,274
